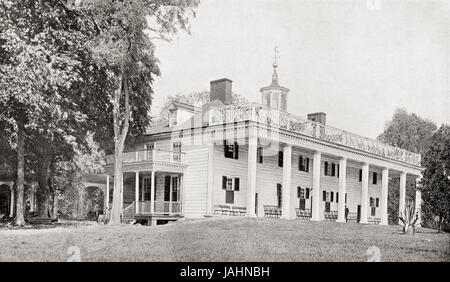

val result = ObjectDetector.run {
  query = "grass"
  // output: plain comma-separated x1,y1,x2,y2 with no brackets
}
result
0,217,448,262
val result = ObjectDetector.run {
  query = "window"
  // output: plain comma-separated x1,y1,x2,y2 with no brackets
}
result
299,156,310,172
142,176,151,201
371,207,376,216
359,169,362,182
164,176,171,202
297,187,305,199
272,93,279,109
264,92,271,108
305,188,310,199
172,142,182,162
370,197,375,207
280,93,287,111
372,172,378,185
324,162,329,176
172,176,179,202
224,140,239,159
277,184,282,208
257,147,263,163
278,151,283,167
323,191,327,202
222,176,239,204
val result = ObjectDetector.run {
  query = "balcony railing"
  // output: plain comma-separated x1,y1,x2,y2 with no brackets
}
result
105,149,186,165
208,103,421,166
137,201,182,214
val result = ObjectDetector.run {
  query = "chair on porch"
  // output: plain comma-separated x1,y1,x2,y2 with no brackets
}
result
231,206,246,216
324,210,338,221
295,208,312,220
263,205,282,218
213,204,232,215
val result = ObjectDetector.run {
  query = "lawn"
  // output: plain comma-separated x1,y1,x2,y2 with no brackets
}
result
0,217,448,262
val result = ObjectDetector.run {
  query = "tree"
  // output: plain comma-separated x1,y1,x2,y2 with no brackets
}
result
157,91,249,121
420,125,450,232
398,200,420,235
377,108,437,224
78,0,199,224
0,0,85,224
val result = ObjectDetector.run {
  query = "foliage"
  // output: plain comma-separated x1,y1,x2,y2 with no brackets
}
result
420,124,450,232
398,200,420,235
378,108,437,225
77,0,199,224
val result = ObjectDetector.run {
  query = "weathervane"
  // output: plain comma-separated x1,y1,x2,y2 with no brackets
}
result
273,47,280,68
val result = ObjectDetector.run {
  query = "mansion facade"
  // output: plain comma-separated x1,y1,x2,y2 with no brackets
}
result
99,63,423,226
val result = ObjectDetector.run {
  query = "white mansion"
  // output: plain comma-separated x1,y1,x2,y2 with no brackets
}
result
98,62,423,226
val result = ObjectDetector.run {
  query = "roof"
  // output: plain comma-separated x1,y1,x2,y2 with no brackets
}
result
168,100,201,112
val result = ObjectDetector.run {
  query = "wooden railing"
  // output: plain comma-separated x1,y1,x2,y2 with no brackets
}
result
208,103,421,166
137,201,182,214
106,149,186,165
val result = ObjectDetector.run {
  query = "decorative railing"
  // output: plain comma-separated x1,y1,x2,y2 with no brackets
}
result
137,201,182,214
208,103,421,166
105,149,186,165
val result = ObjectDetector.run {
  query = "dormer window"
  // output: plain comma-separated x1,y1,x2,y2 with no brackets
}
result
169,110,177,127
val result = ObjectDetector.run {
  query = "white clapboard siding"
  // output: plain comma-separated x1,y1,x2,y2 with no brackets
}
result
183,146,209,218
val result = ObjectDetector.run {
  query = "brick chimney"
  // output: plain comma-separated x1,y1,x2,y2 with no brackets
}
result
307,112,326,125
210,78,233,105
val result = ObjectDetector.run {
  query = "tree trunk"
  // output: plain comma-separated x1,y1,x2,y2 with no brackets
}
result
77,186,85,219
438,215,442,233
15,124,26,226
36,156,51,218
52,189,58,221
109,72,130,225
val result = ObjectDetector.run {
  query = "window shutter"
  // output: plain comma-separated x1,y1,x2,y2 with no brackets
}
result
359,169,362,182
324,162,328,176
305,188,310,199
376,198,379,208
331,163,336,176
337,164,340,178
299,156,303,171
234,142,239,159
306,158,310,172
323,191,326,201
234,178,240,191
373,172,377,184
330,191,334,202
345,193,347,203
336,192,339,203
222,176,227,190
223,140,228,158
297,187,301,198
278,151,283,167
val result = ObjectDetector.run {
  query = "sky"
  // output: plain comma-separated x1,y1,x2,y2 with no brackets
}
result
152,0,449,139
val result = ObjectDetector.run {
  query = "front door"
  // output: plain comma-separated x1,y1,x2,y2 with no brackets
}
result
299,199,306,210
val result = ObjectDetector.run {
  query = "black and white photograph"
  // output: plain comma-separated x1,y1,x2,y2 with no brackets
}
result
0,0,449,268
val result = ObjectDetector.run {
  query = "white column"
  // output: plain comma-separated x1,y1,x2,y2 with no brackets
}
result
150,170,156,213
337,157,347,223
9,184,14,217
281,145,292,219
360,163,369,224
311,151,322,221
135,171,139,214
206,142,215,214
246,134,257,217
415,174,422,227
380,168,389,225
399,171,406,225
105,174,110,213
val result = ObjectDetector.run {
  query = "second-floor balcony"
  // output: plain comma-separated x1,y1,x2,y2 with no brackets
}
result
104,149,187,173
